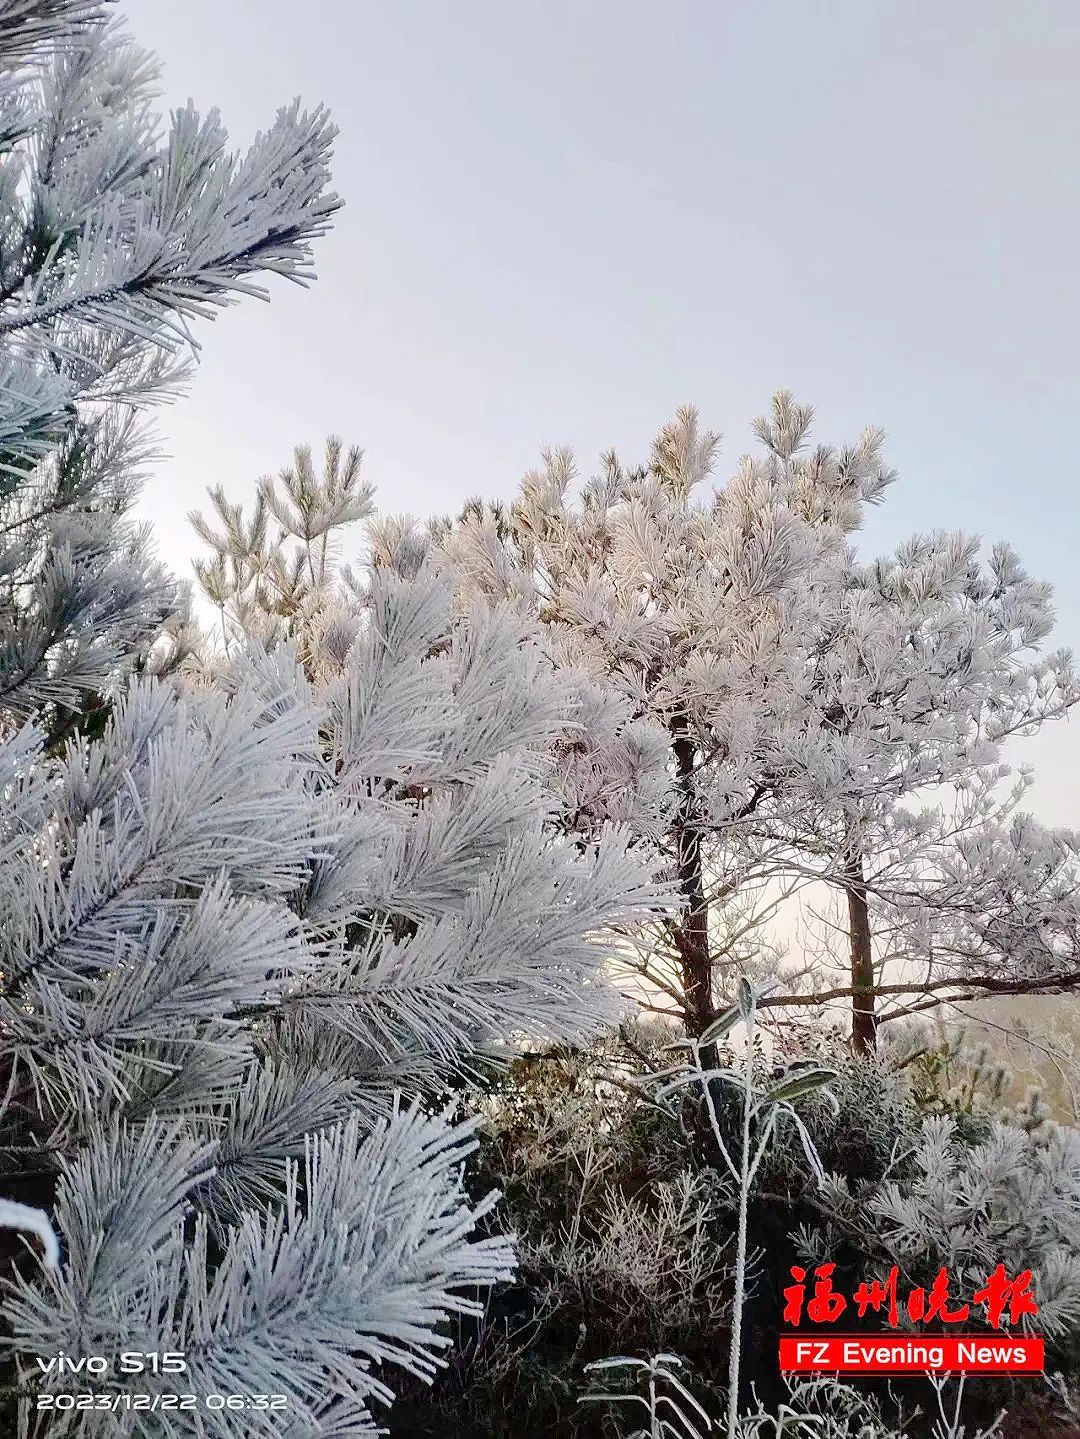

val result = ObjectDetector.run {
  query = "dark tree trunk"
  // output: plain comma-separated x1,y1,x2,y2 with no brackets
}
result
671,721,716,1037
843,848,876,1054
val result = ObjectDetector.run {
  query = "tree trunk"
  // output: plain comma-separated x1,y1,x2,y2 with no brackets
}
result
843,848,877,1054
671,722,716,1036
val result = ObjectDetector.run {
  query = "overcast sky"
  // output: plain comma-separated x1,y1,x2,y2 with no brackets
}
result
133,0,1080,825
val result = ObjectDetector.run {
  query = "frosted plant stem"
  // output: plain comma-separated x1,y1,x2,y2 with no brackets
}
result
726,997,756,1439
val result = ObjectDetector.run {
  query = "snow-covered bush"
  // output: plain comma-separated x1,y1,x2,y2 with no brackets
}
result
581,1358,915,1439
391,1025,1080,1438
797,1104,1080,1342
383,1027,733,1437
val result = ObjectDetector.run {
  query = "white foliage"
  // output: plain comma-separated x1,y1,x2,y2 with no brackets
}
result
0,8,662,1434
798,1105,1080,1342
1,573,661,1431
0,0,339,710
431,393,1080,1035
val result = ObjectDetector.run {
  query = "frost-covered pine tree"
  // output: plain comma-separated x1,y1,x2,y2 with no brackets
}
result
757,515,1080,1049
426,396,1079,1048
0,0,338,729
1,7,660,1434
722,399,1079,1047
424,400,889,1037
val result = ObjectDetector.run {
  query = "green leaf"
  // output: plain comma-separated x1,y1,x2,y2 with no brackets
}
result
762,1067,837,1106
700,1004,742,1045
736,976,755,1020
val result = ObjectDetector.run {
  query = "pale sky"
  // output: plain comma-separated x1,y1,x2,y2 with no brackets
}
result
133,0,1080,827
